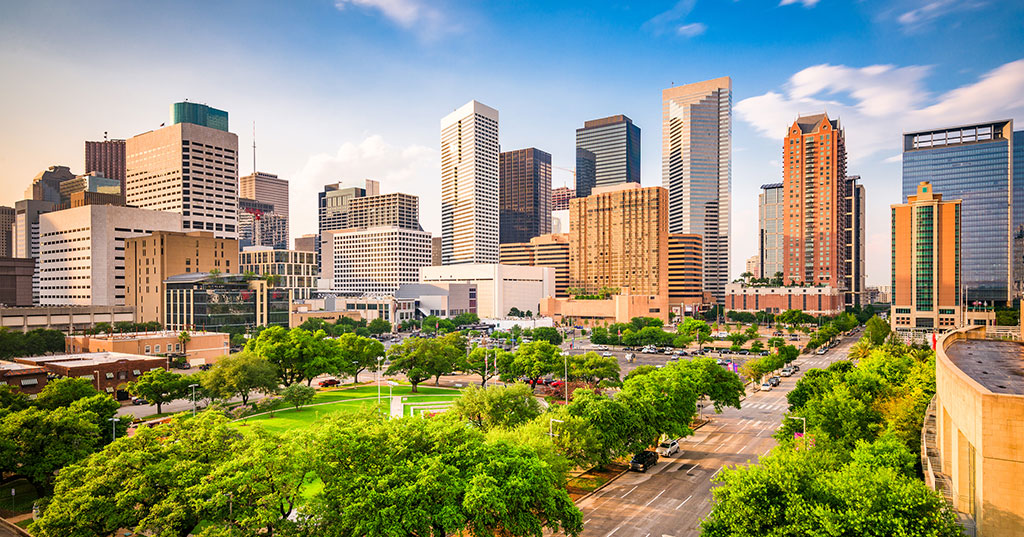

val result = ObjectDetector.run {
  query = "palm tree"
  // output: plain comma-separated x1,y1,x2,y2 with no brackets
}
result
178,331,191,357
848,340,872,362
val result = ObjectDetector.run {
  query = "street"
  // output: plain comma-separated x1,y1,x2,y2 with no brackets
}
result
576,336,855,537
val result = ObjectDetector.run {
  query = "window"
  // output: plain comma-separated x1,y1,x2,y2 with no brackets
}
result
145,345,151,354
155,345,161,353
20,378,38,386
105,372,115,379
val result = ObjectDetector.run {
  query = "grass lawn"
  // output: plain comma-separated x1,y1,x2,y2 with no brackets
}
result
235,399,386,434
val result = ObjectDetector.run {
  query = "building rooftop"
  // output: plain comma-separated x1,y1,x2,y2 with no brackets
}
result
16,352,161,367
72,330,225,341
0,360,45,374
946,339,1024,395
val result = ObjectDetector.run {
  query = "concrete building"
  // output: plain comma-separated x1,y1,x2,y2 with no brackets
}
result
348,192,422,231
323,226,432,295
499,148,551,244
0,361,48,394
13,199,56,304
441,100,500,265
431,236,442,266
925,325,1024,535
0,305,135,333
66,330,229,365
419,264,553,319
552,186,575,211
551,209,570,234
295,234,317,253
745,255,760,278
575,115,640,199
126,108,238,239
59,172,121,204
395,283,476,319
239,246,317,301
15,352,166,399
291,294,417,328
540,294,669,326
85,138,127,195
164,273,290,333
318,179,379,236
237,197,287,250
0,257,35,307
725,283,844,316
0,206,14,258
38,205,182,306
240,172,289,245
662,78,732,304
62,191,125,209
500,233,570,298
668,233,703,313
568,183,669,299
758,182,784,279
125,230,237,323
25,165,76,203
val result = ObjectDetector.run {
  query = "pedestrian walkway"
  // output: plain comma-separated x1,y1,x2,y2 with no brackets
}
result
389,396,403,418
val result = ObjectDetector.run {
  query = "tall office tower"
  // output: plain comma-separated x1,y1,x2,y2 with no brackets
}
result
903,121,1020,305
846,177,866,307
552,186,575,211
240,172,289,245
0,206,13,257
85,139,127,195
668,233,703,312
349,193,422,230
662,77,732,304
500,233,570,297
575,148,597,199
431,236,442,266
318,179,380,234
499,148,552,244
25,166,76,203
745,255,760,277
568,183,669,297
575,115,640,197
38,205,181,306
322,227,432,295
58,172,121,205
13,199,56,304
127,103,239,239
758,182,784,280
295,234,318,252
238,197,288,249
440,100,500,265
782,113,848,293
126,231,238,323
891,182,961,332
239,246,317,301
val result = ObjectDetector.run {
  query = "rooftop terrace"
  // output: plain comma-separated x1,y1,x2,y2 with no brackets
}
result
945,339,1024,395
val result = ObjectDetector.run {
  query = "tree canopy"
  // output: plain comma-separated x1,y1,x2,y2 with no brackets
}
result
201,352,279,405
127,368,189,414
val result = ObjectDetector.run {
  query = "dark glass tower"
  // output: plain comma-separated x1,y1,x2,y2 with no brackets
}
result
575,115,640,198
499,148,552,244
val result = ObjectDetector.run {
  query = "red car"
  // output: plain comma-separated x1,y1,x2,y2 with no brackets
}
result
550,380,565,388
319,379,341,387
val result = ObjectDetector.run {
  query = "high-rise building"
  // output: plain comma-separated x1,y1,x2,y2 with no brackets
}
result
295,234,318,252
903,120,1020,305
240,172,289,246
575,148,597,199
125,231,238,323
890,182,961,333
0,258,35,307
25,166,76,203
568,183,669,298
126,110,239,240
782,113,849,292
500,233,570,298
668,233,703,312
58,172,121,204
239,246,317,301
238,197,287,249
322,227,432,295
318,179,379,235
575,115,640,198
847,177,866,307
758,182,784,280
552,186,575,211
431,236,442,266
171,102,229,132
0,206,14,257
745,255,760,278
499,148,551,244
38,205,182,306
13,199,57,305
440,100,499,265
348,193,422,230
85,139,126,195
662,77,732,304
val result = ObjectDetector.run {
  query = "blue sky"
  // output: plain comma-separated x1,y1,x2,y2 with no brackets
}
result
2,0,1023,285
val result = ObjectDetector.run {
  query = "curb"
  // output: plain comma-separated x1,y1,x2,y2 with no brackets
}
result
573,465,630,504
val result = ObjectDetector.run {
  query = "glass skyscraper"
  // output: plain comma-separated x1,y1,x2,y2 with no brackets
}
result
574,115,640,198
171,102,229,132
902,120,1017,305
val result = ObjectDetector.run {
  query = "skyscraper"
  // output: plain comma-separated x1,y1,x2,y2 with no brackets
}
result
24,166,76,203
500,233,570,297
575,115,640,198
661,77,731,304
440,100,499,265
758,182,784,280
318,179,380,235
238,197,287,250
171,102,229,131
58,172,121,205
782,113,849,292
499,148,551,244
903,120,1018,305
552,186,575,211
846,177,866,307
85,138,126,195
0,206,13,258
240,172,289,245
126,104,239,239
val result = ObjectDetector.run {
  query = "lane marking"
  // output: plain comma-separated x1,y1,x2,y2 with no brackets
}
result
762,448,771,457
711,466,723,478
620,485,638,499
643,489,666,507
605,526,621,537
674,495,693,510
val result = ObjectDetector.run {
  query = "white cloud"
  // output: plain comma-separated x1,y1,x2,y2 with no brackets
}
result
779,0,820,7
677,22,707,37
334,0,447,38
897,0,987,28
291,135,440,238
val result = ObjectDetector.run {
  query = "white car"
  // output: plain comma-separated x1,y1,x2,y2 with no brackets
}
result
759,382,773,392
601,352,613,357
656,439,680,457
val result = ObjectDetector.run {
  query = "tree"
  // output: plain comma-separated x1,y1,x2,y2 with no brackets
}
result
201,352,279,405
247,326,310,386
531,326,563,345
452,312,480,326
292,329,343,385
864,316,891,346
567,351,620,383
35,377,100,410
127,368,188,414
177,330,191,356
624,365,657,381
448,383,541,430
367,317,392,335
0,406,100,496
0,384,30,416
460,347,509,386
70,393,129,445
282,383,316,410
430,332,465,385
386,338,437,393
500,340,562,387
337,332,386,383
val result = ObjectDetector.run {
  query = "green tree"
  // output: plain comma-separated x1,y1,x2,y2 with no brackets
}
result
127,368,188,414
499,340,563,387
386,337,437,393
452,312,481,326
567,351,621,383
0,384,30,416
448,383,541,430
0,406,100,496
246,326,310,386
367,317,392,335
429,332,465,385
70,393,129,445
337,332,386,383
460,347,510,386
200,352,279,405
177,330,191,356
35,377,100,409
624,364,657,381
531,326,563,345
281,383,316,410
293,328,343,385
864,316,891,346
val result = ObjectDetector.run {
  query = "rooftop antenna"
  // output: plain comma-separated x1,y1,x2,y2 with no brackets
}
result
252,121,257,175
103,131,108,141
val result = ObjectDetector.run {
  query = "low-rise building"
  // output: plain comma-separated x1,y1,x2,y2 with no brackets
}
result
0,305,135,333
164,273,289,333
395,283,477,319
290,294,416,328
15,352,166,399
419,264,553,319
65,330,230,365
540,293,669,325
0,361,48,394
239,246,317,301
724,283,843,316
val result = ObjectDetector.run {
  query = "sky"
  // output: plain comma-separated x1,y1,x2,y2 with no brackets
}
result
2,0,1023,285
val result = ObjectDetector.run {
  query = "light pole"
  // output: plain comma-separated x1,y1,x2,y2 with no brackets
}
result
786,415,807,450
563,352,569,404
376,356,385,412
94,370,100,391
108,417,120,442
189,384,199,416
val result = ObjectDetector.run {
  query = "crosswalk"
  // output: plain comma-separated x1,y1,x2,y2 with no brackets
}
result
742,402,788,411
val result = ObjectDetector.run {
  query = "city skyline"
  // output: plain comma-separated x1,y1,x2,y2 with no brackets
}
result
2,1,1024,285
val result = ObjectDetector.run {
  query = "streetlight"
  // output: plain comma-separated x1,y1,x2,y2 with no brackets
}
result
386,380,399,418
376,356,385,411
189,384,199,416
94,370,101,391
108,417,120,442
786,415,807,451
563,352,569,404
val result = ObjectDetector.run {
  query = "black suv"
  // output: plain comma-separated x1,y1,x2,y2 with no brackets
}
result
630,450,659,472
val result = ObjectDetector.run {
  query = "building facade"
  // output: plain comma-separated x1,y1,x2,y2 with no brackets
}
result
38,205,182,306
238,197,288,250
323,227,432,295
15,352,166,399
239,246,317,301
59,172,121,204
291,294,417,328
847,178,866,307
440,100,500,265
13,199,56,304
0,305,135,333
551,186,575,211
499,233,570,298
0,361,48,395
171,101,229,131
499,148,551,245
575,115,640,198
125,230,237,323
903,120,1018,305
395,283,476,319
668,233,703,311
126,115,239,239
240,171,289,236
745,255,760,278
662,78,732,304
85,138,127,195
540,294,669,326
25,165,76,203
164,273,289,333
431,236,442,266
0,257,35,307
891,182,962,333
758,182,784,280
66,330,230,365
0,206,13,257
318,179,379,236
725,283,844,316
348,193,422,230
419,264,553,319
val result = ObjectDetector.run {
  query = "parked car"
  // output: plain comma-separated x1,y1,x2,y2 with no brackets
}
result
815,348,827,355
602,352,613,358
769,376,781,387
550,380,565,388
198,363,213,371
759,382,773,392
791,364,801,372
132,397,147,405
630,450,659,472
780,368,793,377
319,378,341,387
656,439,680,457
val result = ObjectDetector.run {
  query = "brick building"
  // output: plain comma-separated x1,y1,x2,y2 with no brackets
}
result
65,330,230,365
0,361,48,394
725,283,843,316
15,352,166,399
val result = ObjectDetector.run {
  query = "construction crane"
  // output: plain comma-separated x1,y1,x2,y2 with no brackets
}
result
552,165,576,190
